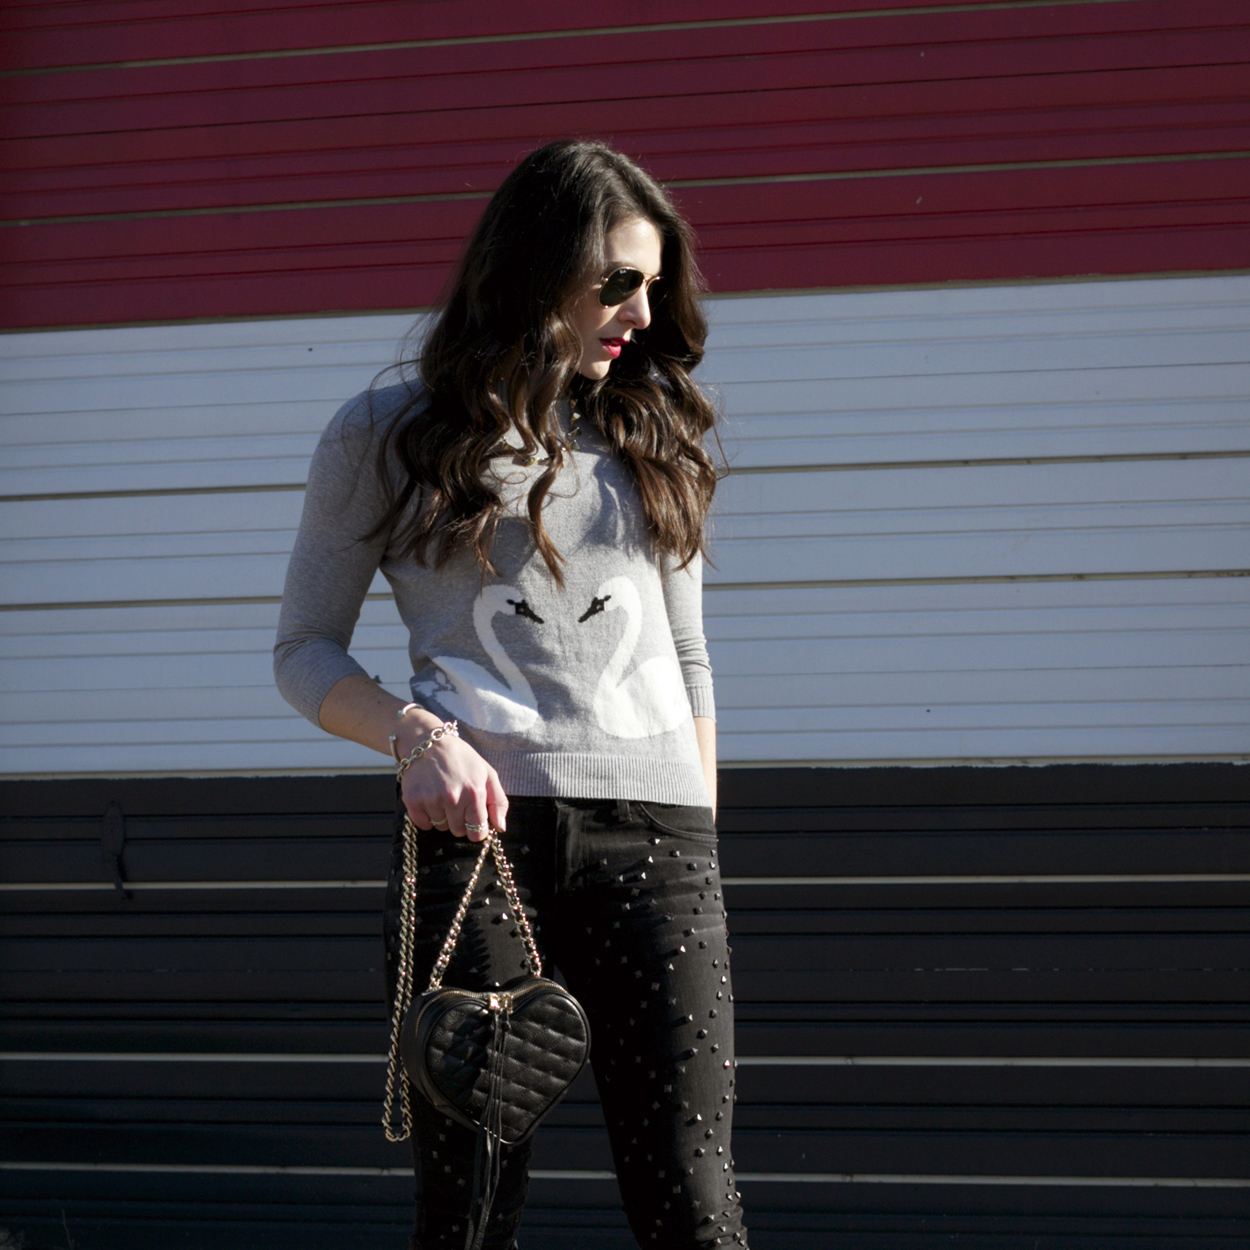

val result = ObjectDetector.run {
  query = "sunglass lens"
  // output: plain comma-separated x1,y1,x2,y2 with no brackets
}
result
598,268,645,306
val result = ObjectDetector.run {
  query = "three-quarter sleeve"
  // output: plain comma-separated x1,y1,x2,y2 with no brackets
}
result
661,552,716,721
273,396,392,726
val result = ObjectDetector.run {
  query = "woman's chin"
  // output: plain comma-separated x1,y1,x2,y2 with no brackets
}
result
577,359,612,381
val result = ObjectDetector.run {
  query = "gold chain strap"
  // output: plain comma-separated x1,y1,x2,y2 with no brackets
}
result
426,823,543,989
382,815,419,1142
381,817,543,1142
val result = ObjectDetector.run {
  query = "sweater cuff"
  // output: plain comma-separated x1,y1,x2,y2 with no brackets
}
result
686,683,716,721
276,645,370,728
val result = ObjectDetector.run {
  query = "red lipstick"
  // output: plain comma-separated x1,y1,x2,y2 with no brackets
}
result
600,338,624,358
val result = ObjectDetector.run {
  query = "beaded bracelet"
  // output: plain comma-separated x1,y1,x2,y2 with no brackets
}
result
395,720,459,779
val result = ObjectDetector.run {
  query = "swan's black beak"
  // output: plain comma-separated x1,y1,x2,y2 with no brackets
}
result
577,595,612,623
505,598,545,624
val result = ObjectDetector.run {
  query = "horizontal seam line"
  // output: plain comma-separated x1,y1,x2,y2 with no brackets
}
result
670,149,1250,189
727,873,1250,884
707,753,1250,767
4,149,1247,229
725,450,1250,474
3,873,1248,892
0,595,290,612
1,1053,1246,1067
0,484,305,503
0,1163,1243,1186
3,754,1238,779
3,569,1248,612
737,1173,1250,1187
0,879,389,891
705,570,1250,590
5,450,1248,504
0,0,1144,77
6,268,1250,334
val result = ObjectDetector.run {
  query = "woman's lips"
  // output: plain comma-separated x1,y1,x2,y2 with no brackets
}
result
600,337,624,358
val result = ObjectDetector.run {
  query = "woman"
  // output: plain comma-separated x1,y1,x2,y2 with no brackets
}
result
275,140,748,1249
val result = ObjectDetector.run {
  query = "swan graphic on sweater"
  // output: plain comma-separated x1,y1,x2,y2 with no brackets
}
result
413,576,688,739
411,584,542,733
577,575,690,739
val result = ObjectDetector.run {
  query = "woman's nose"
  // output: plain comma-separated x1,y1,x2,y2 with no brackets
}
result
619,287,652,330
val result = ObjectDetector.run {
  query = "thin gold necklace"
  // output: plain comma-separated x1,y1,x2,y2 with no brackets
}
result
494,409,583,467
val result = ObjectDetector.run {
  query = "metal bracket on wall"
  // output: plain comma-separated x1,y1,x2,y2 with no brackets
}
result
101,800,130,900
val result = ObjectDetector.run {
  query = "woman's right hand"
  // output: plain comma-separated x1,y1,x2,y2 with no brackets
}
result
400,731,508,841
314,675,507,841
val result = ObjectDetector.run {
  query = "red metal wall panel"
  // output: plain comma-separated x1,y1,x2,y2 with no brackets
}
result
8,158,1247,325
8,3,1245,140
0,0,1011,70
6,67,1247,220
1,0,1247,328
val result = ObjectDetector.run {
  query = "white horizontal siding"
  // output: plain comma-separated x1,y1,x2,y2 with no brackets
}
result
708,459,1248,583
2,458,1245,607
0,578,1246,774
4,277,1250,495
0,599,398,774
1,273,1247,774
0,317,417,497
710,278,1250,469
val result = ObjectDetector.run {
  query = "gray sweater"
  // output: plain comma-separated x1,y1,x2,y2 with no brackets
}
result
274,385,715,805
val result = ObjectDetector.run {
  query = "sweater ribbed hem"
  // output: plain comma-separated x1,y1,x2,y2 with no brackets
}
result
491,751,710,806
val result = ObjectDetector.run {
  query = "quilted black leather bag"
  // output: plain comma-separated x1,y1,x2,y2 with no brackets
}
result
402,974,592,1144
382,818,591,1249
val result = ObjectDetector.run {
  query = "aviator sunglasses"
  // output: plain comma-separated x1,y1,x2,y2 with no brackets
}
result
597,266,662,307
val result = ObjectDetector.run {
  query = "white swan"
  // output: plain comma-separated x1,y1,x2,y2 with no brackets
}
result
584,575,689,739
411,585,540,733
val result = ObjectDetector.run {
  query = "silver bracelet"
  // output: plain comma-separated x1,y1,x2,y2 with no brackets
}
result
388,704,422,762
395,720,459,779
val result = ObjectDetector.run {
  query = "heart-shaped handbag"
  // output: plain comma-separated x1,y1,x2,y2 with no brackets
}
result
382,817,591,1247
402,973,592,1144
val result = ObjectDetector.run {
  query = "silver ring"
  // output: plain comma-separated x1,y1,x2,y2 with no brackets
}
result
431,819,449,830
465,821,488,834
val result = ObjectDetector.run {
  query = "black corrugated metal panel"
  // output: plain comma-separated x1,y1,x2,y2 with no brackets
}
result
2,764,1248,1247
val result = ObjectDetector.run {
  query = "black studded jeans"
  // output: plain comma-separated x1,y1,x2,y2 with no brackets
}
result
384,795,749,1250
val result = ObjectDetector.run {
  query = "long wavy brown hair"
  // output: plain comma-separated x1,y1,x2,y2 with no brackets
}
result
368,139,719,583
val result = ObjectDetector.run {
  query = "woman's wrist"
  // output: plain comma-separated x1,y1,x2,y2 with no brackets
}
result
389,701,440,761
318,674,442,759
395,720,459,778
390,701,444,755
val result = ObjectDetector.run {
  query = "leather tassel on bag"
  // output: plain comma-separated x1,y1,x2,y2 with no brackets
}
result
464,1008,509,1250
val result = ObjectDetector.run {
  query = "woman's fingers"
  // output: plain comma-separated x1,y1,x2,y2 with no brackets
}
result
401,783,444,831
456,786,491,842
486,771,509,834
399,737,505,842
403,804,444,831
